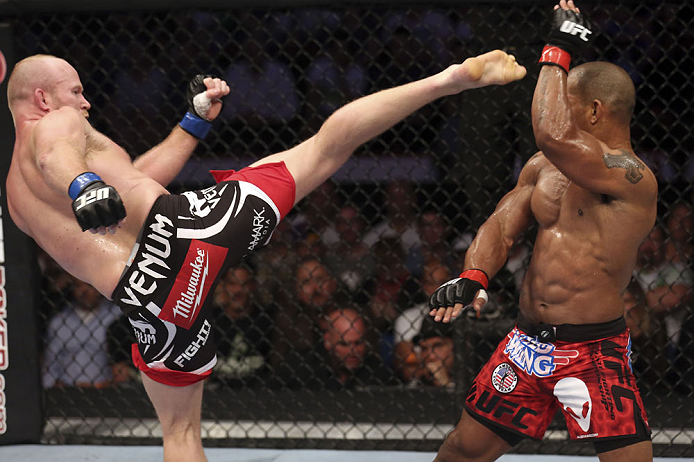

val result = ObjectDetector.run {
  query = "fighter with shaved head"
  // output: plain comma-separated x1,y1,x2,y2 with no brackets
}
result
5,49,525,461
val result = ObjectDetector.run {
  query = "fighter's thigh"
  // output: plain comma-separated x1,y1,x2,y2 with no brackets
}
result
435,409,512,462
598,440,653,462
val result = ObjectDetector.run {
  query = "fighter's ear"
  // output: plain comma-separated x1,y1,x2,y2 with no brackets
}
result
34,88,50,112
590,99,603,124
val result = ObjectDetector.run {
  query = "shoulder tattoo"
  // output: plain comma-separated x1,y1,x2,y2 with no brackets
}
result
602,150,645,184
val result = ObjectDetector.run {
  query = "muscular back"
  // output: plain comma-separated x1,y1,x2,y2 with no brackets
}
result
7,110,168,297
518,151,657,324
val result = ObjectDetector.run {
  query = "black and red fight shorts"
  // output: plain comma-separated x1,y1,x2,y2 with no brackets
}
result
111,162,295,386
465,312,651,451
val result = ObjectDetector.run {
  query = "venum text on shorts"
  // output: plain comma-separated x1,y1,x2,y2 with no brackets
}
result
120,214,174,307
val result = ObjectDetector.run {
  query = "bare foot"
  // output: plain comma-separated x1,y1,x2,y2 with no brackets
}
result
461,50,527,89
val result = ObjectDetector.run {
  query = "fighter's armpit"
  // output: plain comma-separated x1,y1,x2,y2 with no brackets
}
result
602,150,645,184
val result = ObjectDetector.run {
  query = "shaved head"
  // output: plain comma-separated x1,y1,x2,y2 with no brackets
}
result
7,54,89,120
7,55,73,114
568,62,636,125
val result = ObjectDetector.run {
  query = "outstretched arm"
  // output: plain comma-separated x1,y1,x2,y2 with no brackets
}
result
132,76,229,186
429,155,539,322
251,50,526,203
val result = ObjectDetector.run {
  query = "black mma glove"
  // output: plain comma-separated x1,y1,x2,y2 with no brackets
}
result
69,172,126,232
179,74,220,140
429,268,489,313
538,6,593,73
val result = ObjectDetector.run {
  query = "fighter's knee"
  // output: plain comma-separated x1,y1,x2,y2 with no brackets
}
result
436,427,488,461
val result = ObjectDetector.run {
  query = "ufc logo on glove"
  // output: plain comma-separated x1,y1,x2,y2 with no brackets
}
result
559,20,592,41
74,187,110,211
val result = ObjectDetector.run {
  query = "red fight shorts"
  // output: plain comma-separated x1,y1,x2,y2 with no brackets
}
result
113,161,295,386
465,313,650,445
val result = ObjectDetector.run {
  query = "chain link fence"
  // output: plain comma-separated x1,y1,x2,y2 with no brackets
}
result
5,0,693,456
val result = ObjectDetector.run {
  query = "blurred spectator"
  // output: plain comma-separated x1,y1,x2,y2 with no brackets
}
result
368,25,441,152
211,265,275,387
634,223,694,392
250,219,301,305
273,307,396,389
288,179,340,248
663,201,693,266
106,314,139,386
660,203,694,391
37,249,74,348
633,225,666,291
269,257,342,365
367,237,420,334
393,261,452,384
412,313,456,388
623,278,667,390
168,14,216,82
42,277,121,388
405,209,457,277
324,205,376,295
222,29,299,125
363,180,420,253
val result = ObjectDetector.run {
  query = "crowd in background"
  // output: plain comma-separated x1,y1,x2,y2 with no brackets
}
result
18,5,692,396
37,177,694,395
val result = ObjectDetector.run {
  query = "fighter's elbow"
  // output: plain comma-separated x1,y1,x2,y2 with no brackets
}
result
534,125,577,159
534,125,560,149
35,151,53,174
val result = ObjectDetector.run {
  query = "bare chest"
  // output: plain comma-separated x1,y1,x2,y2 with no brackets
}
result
530,167,572,228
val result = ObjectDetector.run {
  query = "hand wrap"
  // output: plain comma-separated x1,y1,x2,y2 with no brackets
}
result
179,74,218,139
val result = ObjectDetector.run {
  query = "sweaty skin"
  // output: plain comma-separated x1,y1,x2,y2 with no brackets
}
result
5,54,201,297
519,58,656,324
457,59,657,326
7,110,167,296
508,150,655,325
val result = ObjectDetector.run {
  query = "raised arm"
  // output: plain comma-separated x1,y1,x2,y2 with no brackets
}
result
251,50,527,203
532,1,655,203
429,156,540,322
531,61,632,199
132,76,229,186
